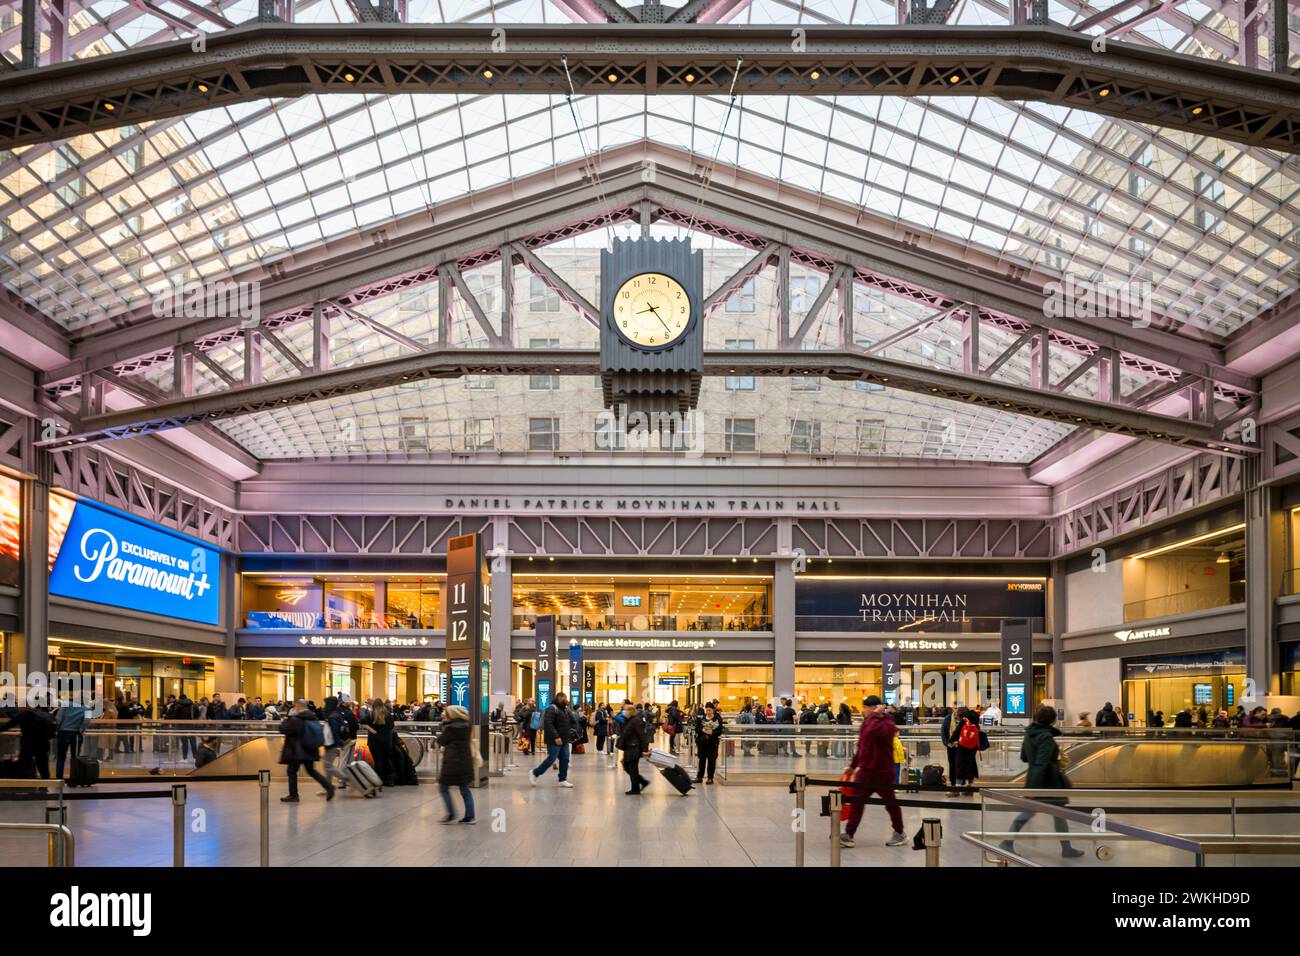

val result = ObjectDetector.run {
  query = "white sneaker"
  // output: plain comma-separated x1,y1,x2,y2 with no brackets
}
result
529,772,539,785
839,835,855,848
886,831,908,847
558,780,574,788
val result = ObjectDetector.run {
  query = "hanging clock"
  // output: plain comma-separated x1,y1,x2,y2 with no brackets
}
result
600,237,704,418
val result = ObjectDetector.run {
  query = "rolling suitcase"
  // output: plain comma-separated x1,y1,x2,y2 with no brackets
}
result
346,759,382,797
647,748,677,770
659,763,694,795
69,755,99,788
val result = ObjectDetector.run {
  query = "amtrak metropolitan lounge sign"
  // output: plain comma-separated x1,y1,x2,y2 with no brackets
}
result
49,499,221,626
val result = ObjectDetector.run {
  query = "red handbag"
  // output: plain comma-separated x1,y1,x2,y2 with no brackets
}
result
839,769,855,822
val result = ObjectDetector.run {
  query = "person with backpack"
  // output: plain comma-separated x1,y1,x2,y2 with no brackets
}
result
951,708,982,792
1095,702,1121,728
279,699,334,802
735,701,755,755
841,695,907,849
530,692,575,788
517,698,537,756
664,700,684,755
999,705,1084,859
834,702,853,759
799,701,818,755
321,695,358,790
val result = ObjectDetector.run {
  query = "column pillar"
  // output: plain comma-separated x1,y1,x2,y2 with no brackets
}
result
350,663,366,700
17,440,51,674
773,557,796,701
1049,559,1067,701
373,579,387,627
214,551,239,693
303,660,326,703
490,554,513,703
241,661,264,701
372,661,390,701
404,665,419,704
1244,463,1283,696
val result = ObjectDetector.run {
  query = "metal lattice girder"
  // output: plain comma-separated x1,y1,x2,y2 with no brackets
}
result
40,142,1257,409
39,345,1244,453
2,23,1300,151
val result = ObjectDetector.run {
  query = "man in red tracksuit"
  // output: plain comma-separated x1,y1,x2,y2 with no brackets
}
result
842,694,907,848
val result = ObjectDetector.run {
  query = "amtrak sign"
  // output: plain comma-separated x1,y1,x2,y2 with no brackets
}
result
1113,626,1171,643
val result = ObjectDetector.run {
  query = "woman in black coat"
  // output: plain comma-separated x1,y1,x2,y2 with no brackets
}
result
436,705,476,824
363,700,397,786
950,708,981,789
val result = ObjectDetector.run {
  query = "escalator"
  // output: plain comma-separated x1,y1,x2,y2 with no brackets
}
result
1005,737,1294,788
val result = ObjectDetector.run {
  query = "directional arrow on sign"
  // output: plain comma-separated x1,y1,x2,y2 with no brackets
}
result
708,639,716,647
298,636,308,645
885,640,896,649
419,637,428,646
950,641,958,649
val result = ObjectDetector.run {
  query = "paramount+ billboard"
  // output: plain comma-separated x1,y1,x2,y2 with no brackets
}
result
47,493,221,626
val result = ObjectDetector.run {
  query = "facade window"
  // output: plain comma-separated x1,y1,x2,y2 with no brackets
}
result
464,272,496,314
856,419,886,453
724,276,756,313
724,418,756,452
464,418,494,450
1194,152,1227,233
594,415,626,451
1127,144,1152,197
529,337,560,390
724,338,755,390
463,373,495,389
528,417,560,451
399,415,427,454
791,341,821,391
790,275,822,313
789,419,821,454
529,275,561,312
1085,191,1105,239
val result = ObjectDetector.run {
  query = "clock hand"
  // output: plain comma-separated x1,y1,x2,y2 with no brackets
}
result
643,303,672,332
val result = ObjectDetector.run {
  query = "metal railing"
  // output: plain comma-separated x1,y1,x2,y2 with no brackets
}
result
970,788,1300,867
0,773,270,867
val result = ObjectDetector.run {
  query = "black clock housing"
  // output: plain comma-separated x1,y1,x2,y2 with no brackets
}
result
600,237,704,417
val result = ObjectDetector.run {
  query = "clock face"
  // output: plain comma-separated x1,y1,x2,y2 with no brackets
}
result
612,272,692,349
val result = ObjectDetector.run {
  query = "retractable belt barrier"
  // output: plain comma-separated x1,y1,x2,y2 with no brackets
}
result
0,771,274,867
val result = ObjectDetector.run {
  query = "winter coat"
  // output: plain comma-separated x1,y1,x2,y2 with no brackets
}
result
850,710,899,785
437,717,474,787
278,713,320,764
1020,722,1068,789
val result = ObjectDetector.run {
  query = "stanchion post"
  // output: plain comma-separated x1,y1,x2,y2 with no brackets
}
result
259,769,270,867
794,773,806,868
45,805,67,867
923,817,942,867
829,789,843,867
171,784,187,867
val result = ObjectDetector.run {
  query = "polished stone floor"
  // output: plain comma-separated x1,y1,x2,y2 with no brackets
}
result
1,747,1283,867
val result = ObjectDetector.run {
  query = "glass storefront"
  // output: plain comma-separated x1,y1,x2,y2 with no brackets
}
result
1123,525,1245,622
795,665,880,712
1121,649,1245,725
1281,642,1299,696
241,573,445,629
512,574,771,632
47,641,214,717
795,663,1047,716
